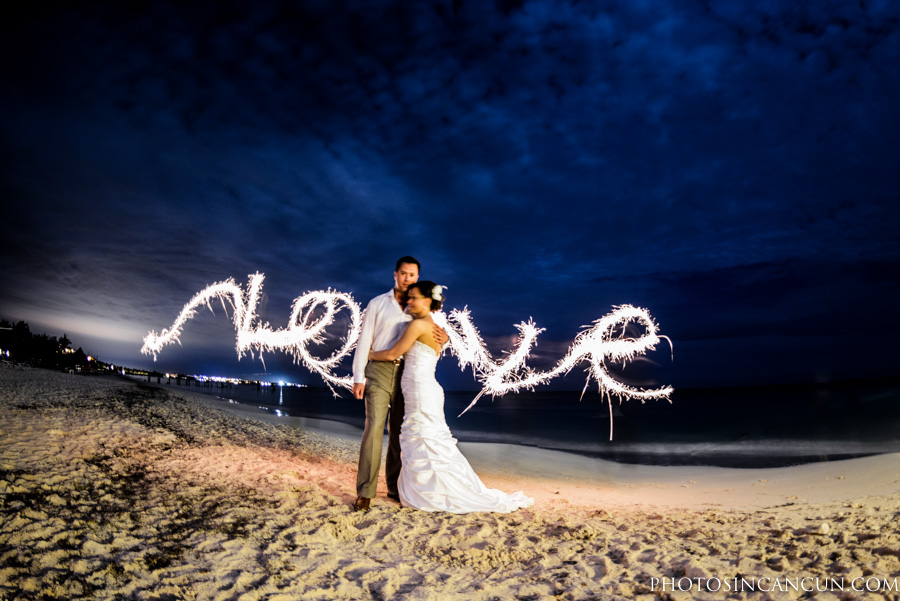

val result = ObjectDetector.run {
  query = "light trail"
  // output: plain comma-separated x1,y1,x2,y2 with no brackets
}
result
141,273,362,390
439,305,673,439
143,274,672,438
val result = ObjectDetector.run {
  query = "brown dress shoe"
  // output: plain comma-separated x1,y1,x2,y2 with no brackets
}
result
352,497,371,512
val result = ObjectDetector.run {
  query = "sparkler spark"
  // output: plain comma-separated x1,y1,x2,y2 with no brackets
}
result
439,306,673,439
141,273,362,390
143,274,672,438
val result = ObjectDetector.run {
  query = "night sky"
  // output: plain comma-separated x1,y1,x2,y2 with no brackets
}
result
2,1,899,390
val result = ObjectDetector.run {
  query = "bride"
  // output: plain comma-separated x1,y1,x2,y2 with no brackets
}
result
369,281,533,514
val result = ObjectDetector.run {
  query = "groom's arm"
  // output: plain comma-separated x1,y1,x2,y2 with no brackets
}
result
352,302,377,399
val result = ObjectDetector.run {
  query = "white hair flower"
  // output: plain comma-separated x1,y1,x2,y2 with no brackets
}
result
432,285,446,301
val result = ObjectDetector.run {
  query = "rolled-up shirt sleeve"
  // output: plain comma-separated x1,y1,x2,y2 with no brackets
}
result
352,300,377,384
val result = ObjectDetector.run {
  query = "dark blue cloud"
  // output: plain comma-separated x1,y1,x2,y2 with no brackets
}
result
2,0,898,387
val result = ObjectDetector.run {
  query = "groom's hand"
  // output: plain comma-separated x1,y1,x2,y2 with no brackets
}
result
353,383,365,400
433,324,449,347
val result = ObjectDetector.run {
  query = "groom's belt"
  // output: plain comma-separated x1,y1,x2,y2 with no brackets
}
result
371,358,404,366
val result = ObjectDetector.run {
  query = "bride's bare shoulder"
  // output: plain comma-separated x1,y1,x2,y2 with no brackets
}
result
408,317,431,332
412,316,439,349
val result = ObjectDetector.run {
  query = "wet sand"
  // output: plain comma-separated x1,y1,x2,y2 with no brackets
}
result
2,366,898,600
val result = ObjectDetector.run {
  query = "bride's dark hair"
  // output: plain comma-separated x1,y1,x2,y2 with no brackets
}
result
410,280,443,312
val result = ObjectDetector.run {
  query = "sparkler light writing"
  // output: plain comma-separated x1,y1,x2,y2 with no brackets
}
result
437,306,673,440
141,273,362,390
143,274,672,438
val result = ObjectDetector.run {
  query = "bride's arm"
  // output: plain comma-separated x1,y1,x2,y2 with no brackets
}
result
369,320,428,362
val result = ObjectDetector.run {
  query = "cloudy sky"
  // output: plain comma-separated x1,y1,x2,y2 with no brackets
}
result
2,1,898,389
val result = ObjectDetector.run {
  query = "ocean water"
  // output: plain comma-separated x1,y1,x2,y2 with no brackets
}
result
174,378,900,468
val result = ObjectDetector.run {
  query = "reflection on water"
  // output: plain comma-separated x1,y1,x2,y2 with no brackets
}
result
180,378,900,468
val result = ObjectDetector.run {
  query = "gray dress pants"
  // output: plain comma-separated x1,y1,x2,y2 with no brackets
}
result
356,359,404,498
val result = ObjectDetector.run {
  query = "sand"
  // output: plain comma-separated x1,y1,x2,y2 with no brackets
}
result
1,366,898,600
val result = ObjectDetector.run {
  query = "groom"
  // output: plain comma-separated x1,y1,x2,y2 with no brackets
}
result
352,256,447,511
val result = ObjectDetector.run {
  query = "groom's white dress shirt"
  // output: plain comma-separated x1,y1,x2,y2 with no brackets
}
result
352,289,412,384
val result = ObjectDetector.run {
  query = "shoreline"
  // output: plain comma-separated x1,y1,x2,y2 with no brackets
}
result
156,378,900,470
3,366,899,600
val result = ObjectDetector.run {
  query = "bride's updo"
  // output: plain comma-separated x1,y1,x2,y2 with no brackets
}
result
410,280,444,312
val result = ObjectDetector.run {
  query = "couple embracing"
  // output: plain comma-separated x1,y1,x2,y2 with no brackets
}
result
352,256,533,514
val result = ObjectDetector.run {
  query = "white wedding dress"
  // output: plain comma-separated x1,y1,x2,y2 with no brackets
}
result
398,341,534,513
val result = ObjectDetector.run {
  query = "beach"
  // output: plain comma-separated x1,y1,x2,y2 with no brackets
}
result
2,367,899,600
